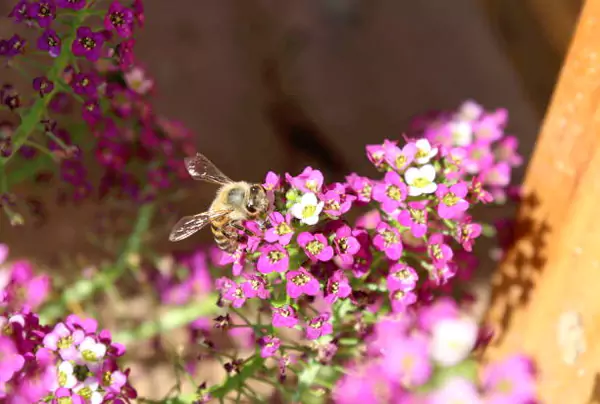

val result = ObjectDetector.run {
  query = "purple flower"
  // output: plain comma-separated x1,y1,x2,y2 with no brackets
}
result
257,243,289,274
105,1,135,38
298,232,334,262
469,176,493,204
218,249,246,276
382,333,431,386
483,162,511,187
436,182,469,219
495,135,523,167
427,233,453,269
0,337,24,383
27,0,56,28
222,284,247,308
333,364,393,404
373,222,403,260
9,1,31,23
332,224,360,268
325,270,352,304
263,171,281,191
365,142,387,168
390,289,417,312
372,171,407,214
259,335,281,358
306,312,333,340
71,72,100,98
397,201,428,238
82,99,102,126
43,322,84,360
72,26,104,62
286,267,319,299
473,114,503,144
286,166,324,193
241,274,270,299
384,141,417,172
482,355,537,404
345,173,372,203
319,182,355,217
264,212,294,245
56,0,86,10
271,305,299,328
464,141,494,174
0,35,26,57
386,263,418,292
37,29,61,57
32,76,53,97
455,219,482,252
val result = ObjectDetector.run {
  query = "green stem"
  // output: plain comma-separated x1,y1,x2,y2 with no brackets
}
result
23,140,56,160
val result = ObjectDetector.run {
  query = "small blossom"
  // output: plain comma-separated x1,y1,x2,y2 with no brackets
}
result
405,164,437,196
306,312,333,340
297,232,334,262
286,167,324,193
482,355,537,404
455,219,482,252
386,263,418,292
345,173,372,203
325,270,352,304
28,0,56,28
319,183,355,217
259,335,281,358
430,316,478,366
37,29,61,57
384,141,417,172
272,305,299,328
332,224,360,268
414,138,438,164
241,274,270,299
383,333,431,387
286,267,320,299
290,192,323,225
257,244,289,274
427,378,482,404
77,336,107,368
105,1,135,38
32,76,54,97
264,212,294,245
365,143,386,168
372,171,407,214
390,289,417,312
222,284,247,308
397,201,428,238
373,222,403,260
427,233,453,269
72,26,105,62
495,135,523,167
263,171,281,191
0,337,24,384
435,182,469,219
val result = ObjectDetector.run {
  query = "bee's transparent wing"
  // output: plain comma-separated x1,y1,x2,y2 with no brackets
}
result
169,209,232,242
185,153,233,185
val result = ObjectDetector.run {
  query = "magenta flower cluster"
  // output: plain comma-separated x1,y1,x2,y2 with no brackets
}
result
0,245,137,403
333,298,537,403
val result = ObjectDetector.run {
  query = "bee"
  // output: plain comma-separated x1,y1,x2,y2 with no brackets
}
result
169,153,269,253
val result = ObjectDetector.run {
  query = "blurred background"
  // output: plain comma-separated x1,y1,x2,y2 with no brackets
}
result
0,0,584,398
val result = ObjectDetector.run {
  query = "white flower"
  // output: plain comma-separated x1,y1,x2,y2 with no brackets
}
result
449,121,473,147
414,139,438,165
430,316,478,366
74,377,104,404
290,192,324,225
57,361,78,389
78,336,107,365
404,164,437,196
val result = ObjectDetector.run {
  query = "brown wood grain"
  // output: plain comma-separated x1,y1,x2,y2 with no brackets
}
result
484,0,600,402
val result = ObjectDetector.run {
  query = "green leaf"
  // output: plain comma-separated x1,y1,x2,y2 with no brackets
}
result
293,359,322,403
419,359,479,393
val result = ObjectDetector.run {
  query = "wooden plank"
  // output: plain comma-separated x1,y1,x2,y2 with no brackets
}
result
484,1,600,402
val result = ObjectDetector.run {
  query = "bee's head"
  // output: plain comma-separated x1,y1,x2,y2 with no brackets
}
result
245,184,268,217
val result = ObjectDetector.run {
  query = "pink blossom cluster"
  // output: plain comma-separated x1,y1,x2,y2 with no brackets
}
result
0,245,137,403
333,298,537,404
408,100,523,203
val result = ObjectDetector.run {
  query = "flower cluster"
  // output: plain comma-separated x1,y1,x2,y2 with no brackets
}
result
332,298,537,403
408,100,523,203
1,0,195,220
0,244,136,403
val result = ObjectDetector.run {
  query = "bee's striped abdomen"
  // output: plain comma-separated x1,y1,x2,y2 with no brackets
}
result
211,218,238,253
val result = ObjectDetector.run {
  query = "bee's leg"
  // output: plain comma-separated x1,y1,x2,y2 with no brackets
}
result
222,223,241,240
230,221,256,237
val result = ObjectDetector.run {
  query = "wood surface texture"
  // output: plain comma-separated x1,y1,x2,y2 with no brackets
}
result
484,0,600,402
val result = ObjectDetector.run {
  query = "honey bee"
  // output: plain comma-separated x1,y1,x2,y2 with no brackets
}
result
169,153,269,253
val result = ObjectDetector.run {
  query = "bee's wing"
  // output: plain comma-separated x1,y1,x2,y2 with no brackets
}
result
185,153,233,185
169,209,232,242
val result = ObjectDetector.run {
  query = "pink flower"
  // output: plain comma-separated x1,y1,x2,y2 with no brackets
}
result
483,162,511,188
222,284,247,308
463,141,494,174
286,268,320,299
495,136,523,167
263,171,282,191
0,337,24,384
43,322,84,361
264,212,294,246
454,219,482,252
218,248,246,276
286,166,324,193
435,182,469,219
259,335,281,358
271,305,299,328
384,141,417,172
372,171,407,214
381,333,431,387
482,355,537,404
305,312,333,340
373,222,403,260
366,142,387,169
469,176,493,204
386,263,418,292
390,289,417,312
332,224,361,268
319,183,355,217
298,232,334,262
257,244,289,274
345,173,373,203
325,270,352,304
473,114,503,143
397,201,428,238
241,275,270,299
427,233,453,269
427,378,482,404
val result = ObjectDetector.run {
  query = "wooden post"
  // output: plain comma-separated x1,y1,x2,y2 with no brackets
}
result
484,0,600,402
